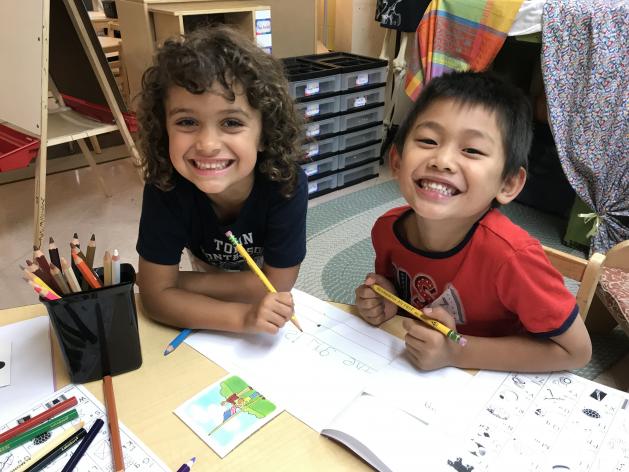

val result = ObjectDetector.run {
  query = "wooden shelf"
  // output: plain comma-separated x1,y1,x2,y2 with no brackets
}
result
47,109,118,146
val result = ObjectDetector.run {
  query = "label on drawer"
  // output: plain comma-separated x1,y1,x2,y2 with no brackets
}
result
305,103,320,117
303,163,317,176
307,143,319,157
305,81,320,96
353,96,367,108
306,123,320,137
355,73,368,86
308,182,318,194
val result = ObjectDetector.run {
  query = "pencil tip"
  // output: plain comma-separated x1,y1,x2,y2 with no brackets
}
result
26,259,33,265
49,236,54,243
73,232,78,238
191,457,196,463
18,264,25,270
90,233,95,240
163,346,173,356
33,244,38,251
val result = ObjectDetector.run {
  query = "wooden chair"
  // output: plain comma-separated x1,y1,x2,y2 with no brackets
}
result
586,240,629,335
542,245,605,320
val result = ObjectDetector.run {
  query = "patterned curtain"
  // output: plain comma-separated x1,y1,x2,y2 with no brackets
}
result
542,0,629,254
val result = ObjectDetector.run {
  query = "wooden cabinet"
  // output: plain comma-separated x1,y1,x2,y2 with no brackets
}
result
115,0,316,105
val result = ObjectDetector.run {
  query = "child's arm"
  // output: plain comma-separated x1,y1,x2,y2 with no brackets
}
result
173,263,299,304
402,306,592,372
138,257,294,333
355,273,399,325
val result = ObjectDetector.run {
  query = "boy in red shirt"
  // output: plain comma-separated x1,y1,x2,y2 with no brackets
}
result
355,72,592,372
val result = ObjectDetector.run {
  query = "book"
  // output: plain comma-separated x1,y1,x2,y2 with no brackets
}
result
319,369,629,472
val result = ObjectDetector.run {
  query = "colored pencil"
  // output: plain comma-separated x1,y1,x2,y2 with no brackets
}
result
25,259,59,294
60,419,104,472
163,329,193,356
21,266,61,299
0,409,78,454
176,457,196,472
11,421,85,472
111,249,121,285
371,284,468,346
86,234,96,269
28,281,61,301
50,263,71,294
225,231,303,332
60,256,81,293
0,397,77,444
103,250,112,286
72,253,102,289
28,427,86,472
48,236,61,270
33,246,52,278
103,375,124,472
70,243,88,264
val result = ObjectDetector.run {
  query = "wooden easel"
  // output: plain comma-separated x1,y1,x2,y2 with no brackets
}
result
0,0,142,248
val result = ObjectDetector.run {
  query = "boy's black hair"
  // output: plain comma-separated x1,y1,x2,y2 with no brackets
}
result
393,71,533,179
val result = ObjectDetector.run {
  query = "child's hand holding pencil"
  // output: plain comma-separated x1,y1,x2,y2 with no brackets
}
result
355,274,399,326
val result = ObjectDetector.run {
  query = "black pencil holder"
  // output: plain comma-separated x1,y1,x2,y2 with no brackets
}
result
40,263,142,383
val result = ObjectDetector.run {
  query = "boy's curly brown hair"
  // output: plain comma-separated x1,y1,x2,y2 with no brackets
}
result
136,25,304,198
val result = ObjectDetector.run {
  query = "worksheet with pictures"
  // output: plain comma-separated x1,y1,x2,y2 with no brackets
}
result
428,371,629,472
0,384,170,472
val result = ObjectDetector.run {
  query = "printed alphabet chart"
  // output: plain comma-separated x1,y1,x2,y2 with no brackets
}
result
427,371,629,472
0,384,169,472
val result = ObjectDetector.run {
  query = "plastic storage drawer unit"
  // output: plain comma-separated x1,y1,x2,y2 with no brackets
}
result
282,57,340,100
337,143,381,170
300,52,388,91
295,95,340,120
304,116,339,138
338,125,383,152
339,106,384,132
302,135,339,159
307,173,338,198
340,87,386,113
337,161,380,188
301,154,338,180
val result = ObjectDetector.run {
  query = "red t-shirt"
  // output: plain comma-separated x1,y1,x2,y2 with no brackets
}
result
372,207,578,337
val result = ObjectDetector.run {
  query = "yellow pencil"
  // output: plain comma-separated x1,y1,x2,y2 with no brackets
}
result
371,284,467,346
225,231,303,332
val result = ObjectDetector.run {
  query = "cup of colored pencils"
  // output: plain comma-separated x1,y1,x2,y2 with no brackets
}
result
20,233,143,384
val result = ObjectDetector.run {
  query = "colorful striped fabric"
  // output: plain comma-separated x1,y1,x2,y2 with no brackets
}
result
405,0,524,100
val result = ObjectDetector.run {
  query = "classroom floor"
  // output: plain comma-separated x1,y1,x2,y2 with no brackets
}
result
1,155,627,391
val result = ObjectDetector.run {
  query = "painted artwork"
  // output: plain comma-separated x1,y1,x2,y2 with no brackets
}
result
174,374,282,458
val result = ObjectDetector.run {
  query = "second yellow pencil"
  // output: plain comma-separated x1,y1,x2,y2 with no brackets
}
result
371,284,467,346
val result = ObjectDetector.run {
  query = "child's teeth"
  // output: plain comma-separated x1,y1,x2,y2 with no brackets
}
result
196,161,229,170
421,181,455,196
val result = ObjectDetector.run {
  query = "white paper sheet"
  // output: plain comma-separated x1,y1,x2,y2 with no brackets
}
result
0,316,54,424
0,384,170,472
185,289,406,432
424,371,629,472
363,356,474,426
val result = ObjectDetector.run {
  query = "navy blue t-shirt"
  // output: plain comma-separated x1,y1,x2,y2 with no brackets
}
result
136,168,308,271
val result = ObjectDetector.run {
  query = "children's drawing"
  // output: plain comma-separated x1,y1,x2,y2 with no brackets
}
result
174,374,283,458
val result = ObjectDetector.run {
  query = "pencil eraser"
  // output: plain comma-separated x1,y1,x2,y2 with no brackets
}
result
459,337,468,347
225,230,233,237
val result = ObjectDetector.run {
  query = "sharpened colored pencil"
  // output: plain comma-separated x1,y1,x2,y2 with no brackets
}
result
60,256,81,293
86,233,96,269
60,419,104,472
72,253,102,289
164,329,193,356
48,236,61,270
111,249,121,285
176,457,196,472
0,397,77,444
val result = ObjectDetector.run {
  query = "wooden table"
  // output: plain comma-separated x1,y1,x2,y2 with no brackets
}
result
0,297,405,471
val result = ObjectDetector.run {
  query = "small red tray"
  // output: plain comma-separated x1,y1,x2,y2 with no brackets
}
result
0,124,40,172
61,94,138,132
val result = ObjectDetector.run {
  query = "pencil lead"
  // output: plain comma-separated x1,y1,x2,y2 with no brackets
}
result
33,244,38,251
90,233,95,241
18,264,25,271
49,236,54,243
73,232,78,238
26,259,33,266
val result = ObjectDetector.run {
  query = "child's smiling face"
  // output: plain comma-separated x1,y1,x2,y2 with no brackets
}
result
392,98,525,226
165,84,263,204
